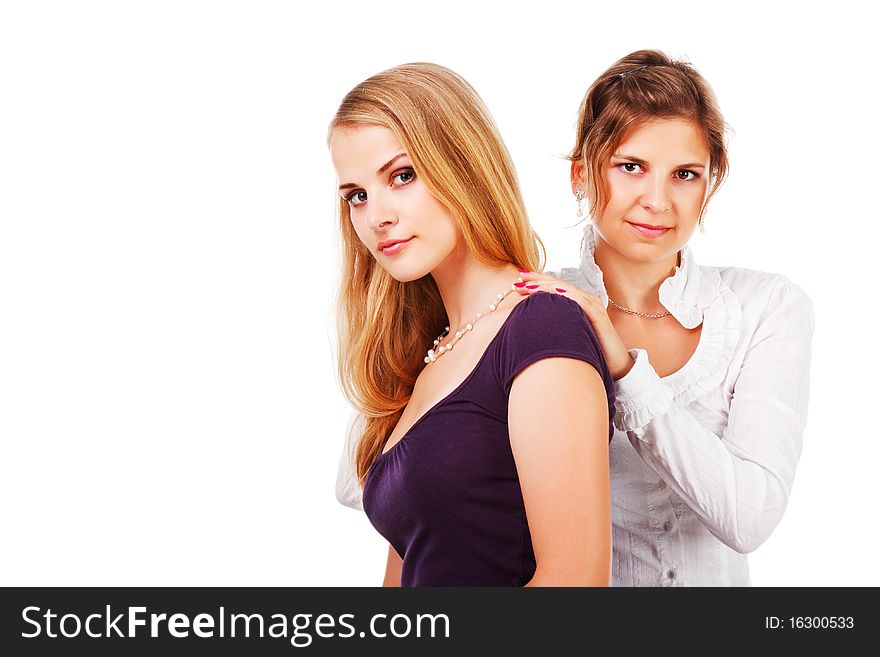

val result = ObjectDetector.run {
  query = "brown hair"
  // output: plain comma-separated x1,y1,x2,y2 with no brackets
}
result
329,63,544,483
568,49,729,223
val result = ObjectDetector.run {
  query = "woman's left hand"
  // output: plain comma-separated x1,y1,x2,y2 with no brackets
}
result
515,271,634,380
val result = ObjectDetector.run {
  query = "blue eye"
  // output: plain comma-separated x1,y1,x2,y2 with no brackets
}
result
392,168,416,186
346,190,367,207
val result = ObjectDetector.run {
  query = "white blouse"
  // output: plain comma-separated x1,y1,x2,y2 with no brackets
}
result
335,225,814,587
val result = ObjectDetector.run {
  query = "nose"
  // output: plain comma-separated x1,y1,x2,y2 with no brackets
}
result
365,193,397,232
639,174,671,215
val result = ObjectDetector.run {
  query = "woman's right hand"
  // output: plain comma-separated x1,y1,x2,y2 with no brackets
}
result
515,271,634,380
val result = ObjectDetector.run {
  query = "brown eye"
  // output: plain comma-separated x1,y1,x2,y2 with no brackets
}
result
676,170,698,181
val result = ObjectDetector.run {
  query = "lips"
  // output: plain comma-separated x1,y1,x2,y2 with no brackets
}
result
627,222,671,238
377,237,413,255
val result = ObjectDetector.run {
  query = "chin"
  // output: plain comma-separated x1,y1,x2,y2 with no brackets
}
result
385,270,430,283
377,260,433,283
613,239,679,264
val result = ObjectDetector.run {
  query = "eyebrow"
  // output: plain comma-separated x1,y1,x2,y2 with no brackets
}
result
612,153,706,170
338,152,409,191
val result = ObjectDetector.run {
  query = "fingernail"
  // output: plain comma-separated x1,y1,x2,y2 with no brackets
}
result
526,284,539,289
513,281,526,287
556,287,567,293
518,269,530,273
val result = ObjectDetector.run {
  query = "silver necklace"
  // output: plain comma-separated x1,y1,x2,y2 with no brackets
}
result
607,297,671,319
425,281,519,364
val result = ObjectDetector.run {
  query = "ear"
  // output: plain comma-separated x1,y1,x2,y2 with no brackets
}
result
570,160,586,196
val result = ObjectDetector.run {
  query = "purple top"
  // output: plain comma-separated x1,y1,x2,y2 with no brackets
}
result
362,292,615,587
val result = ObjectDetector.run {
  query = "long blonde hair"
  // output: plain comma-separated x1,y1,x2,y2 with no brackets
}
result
329,63,544,483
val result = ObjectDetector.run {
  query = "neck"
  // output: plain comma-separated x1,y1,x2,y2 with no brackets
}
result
594,237,679,313
430,249,520,329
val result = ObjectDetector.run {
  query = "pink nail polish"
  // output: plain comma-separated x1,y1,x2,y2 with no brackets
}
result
518,269,530,273
556,287,567,293
525,284,539,289
513,281,526,287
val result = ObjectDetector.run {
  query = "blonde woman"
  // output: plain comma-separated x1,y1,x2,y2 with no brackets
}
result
328,63,614,586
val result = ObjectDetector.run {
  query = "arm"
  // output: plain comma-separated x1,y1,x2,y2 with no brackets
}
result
614,279,814,553
508,357,611,587
335,410,365,510
382,545,402,587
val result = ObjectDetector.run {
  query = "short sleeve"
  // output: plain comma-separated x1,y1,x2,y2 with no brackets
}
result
496,292,611,397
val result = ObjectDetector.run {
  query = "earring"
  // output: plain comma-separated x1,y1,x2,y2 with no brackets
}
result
575,189,585,218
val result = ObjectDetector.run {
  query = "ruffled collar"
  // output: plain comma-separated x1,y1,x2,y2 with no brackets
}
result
574,223,714,330
558,223,743,406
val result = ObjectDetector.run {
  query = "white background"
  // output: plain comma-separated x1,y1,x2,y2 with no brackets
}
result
1,1,876,586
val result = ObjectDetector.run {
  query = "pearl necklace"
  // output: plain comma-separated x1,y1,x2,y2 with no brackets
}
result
607,296,670,319
424,280,519,365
